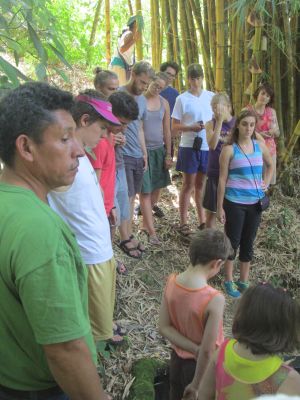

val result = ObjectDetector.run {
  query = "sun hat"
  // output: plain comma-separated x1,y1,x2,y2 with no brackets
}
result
76,95,121,125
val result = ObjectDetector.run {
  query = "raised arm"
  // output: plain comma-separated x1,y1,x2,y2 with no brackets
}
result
159,295,199,356
217,145,232,224
206,104,227,150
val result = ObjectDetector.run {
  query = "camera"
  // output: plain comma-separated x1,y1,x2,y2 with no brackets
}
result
192,136,203,151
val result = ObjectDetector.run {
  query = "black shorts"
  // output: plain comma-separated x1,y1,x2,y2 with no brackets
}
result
203,176,218,213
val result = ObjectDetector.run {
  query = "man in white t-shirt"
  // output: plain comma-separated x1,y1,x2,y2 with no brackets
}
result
48,90,122,345
172,64,214,237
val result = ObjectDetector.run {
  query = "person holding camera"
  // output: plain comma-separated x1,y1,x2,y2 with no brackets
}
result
172,64,214,239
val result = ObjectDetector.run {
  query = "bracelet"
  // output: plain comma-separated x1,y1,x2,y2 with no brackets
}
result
111,206,116,209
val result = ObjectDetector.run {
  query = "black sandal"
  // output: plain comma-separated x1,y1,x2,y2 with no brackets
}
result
129,234,146,252
118,239,141,259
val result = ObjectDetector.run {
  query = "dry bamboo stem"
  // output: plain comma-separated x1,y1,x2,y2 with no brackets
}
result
135,0,143,60
215,0,225,91
105,0,111,66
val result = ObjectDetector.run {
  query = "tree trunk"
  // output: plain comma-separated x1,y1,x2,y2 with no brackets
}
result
105,0,111,66
135,0,143,60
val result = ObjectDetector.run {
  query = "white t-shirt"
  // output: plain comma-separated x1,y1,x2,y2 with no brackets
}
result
172,90,214,150
48,155,113,265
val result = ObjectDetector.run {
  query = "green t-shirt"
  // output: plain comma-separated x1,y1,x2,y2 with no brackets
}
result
0,183,97,390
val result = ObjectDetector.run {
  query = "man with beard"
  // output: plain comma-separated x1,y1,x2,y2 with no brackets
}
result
118,61,155,256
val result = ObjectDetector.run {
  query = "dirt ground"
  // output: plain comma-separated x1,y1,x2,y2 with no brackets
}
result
104,165,300,399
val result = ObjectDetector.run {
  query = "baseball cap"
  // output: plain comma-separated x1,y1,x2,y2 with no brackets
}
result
76,95,121,125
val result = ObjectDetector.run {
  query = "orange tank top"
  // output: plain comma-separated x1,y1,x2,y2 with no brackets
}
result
164,273,224,359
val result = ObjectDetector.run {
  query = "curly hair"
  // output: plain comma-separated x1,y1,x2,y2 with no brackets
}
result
160,61,179,75
108,91,139,121
0,82,74,167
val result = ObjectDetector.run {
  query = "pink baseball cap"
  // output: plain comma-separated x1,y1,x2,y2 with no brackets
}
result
76,95,121,125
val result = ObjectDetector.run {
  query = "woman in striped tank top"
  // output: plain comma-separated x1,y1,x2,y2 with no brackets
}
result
217,110,273,298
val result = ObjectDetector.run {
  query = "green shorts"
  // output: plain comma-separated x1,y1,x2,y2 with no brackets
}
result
141,146,171,193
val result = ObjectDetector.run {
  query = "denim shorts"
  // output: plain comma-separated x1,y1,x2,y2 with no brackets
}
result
115,167,130,224
176,147,209,174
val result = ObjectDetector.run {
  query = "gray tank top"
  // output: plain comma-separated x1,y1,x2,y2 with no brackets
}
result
143,96,165,150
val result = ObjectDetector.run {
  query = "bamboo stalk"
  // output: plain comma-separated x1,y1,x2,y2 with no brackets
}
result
87,0,103,64
179,0,190,70
281,0,296,138
189,0,214,90
215,0,225,91
185,0,198,63
168,0,182,91
135,0,143,60
127,0,133,15
105,0,111,66
161,0,174,61
207,0,216,79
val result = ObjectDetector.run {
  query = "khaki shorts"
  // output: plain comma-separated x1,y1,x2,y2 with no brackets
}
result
87,257,116,341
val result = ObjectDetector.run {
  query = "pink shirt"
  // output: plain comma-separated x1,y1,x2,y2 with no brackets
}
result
248,105,277,155
164,273,224,359
88,133,116,215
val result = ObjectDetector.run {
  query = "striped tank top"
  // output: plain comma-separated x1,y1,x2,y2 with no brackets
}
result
225,140,264,205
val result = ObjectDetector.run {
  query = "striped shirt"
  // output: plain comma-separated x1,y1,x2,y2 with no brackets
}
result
225,140,264,205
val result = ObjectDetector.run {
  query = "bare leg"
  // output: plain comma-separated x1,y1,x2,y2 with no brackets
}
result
140,193,156,236
179,173,196,226
151,188,161,207
205,210,216,228
224,259,234,281
194,172,207,226
240,261,251,282
127,195,135,237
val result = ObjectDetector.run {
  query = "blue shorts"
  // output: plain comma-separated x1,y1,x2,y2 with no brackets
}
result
115,167,130,224
176,147,209,174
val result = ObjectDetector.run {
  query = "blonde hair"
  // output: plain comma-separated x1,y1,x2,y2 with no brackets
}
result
211,93,231,108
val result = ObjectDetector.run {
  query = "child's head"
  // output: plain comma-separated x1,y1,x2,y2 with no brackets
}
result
147,72,169,96
187,63,204,91
232,283,300,355
189,229,232,275
211,93,232,115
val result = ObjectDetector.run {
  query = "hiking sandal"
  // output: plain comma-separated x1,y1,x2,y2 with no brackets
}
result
129,234,146,252
118,239,141,259
176,224,195,241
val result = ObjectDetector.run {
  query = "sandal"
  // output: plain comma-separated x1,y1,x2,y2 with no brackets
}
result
152,205,165,218
149,234,161,246
198,223,206,231
129,234,146,252
176,224,195,241
113,323,127,336
116,260,128,275
118,239,141,259
106,334,124,348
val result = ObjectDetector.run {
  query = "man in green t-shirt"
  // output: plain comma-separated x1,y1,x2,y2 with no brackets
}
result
0,82,109,399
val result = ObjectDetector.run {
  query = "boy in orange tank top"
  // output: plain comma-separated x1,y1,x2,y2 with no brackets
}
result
159,229,232,400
